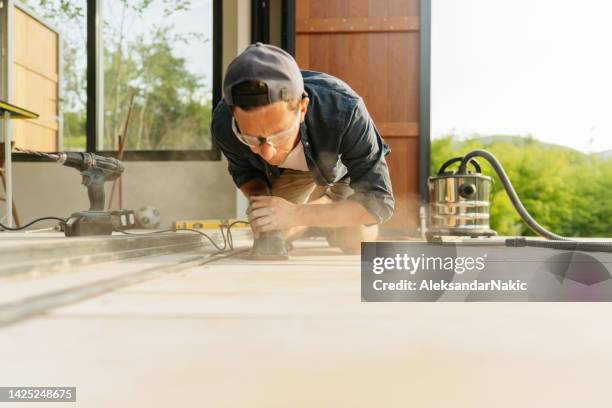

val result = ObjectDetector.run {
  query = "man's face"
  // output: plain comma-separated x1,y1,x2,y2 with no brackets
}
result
233,99,308,166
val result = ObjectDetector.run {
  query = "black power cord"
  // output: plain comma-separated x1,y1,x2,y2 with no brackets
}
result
457,149,612,253
1,215,251,254
114,220,251,252
0,216,66,231
459,149,566,240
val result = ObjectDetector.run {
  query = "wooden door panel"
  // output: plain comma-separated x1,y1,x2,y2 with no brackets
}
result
384,137,420,231
296,0,420,233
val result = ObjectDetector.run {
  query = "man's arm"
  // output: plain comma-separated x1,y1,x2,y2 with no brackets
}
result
248,194,376,233
239,178,271,198
296,200,377,227
337,98,395,225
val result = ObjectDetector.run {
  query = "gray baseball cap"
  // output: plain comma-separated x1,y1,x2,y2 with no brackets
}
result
223,43,304,107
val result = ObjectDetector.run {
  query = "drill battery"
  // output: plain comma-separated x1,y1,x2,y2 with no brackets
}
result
64,209,136,237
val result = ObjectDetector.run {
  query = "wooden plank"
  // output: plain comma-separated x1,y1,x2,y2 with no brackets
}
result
331,34,349,85
308,35,330,73
295,34,310,67
348,0,368,18
369,0,388,18
346,33,369,98
296,0,310,19
389,0,420,17
14,61,59,83
12,6,59,152
13,121,57,151
13,8,58,80
376,121,419,137
387,32,419,122
330,0,349,18
295,0,311,67
383,137,420,231
367,32,388,124
296,16,420,34
343,0,369,96
404,33,421,121
13,65,58,131
309,0,329,18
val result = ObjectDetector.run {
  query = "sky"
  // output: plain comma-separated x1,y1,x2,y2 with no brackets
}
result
431,0,612,153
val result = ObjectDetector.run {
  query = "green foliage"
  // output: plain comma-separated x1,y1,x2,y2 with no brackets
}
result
36,0,83,20
62,111,86,151
432,135,612,237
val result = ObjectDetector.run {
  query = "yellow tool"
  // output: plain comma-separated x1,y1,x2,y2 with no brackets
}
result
173,219,248,230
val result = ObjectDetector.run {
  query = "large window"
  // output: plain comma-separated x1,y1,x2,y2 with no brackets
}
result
9,0,219,160
101,0,214,152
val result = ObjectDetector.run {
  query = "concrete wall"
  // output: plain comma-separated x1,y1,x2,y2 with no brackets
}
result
12,160,236,228
7,0,255,229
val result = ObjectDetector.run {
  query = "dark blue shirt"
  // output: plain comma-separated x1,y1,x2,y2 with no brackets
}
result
211,70,395,224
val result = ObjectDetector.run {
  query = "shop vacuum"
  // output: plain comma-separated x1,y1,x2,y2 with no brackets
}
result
426,149,612,253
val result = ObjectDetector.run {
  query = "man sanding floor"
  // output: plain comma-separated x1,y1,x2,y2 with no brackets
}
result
212,43,395,259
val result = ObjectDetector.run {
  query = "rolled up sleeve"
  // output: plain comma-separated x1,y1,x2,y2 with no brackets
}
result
339,98,395,224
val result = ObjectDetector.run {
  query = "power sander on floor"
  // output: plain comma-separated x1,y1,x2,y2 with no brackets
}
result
16,148,136,237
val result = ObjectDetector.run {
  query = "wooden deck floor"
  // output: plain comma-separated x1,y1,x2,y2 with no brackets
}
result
1,239,612,406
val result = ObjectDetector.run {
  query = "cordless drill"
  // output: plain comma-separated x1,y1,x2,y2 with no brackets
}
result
16,148,134,236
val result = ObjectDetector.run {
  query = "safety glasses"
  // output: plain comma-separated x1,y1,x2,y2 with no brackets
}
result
231,110,301,148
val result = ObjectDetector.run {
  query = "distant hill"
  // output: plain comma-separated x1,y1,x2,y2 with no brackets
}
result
597,150,612,160
447,134,582,153
452,135,611,160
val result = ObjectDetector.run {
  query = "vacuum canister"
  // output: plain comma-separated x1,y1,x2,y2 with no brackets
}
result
428,157,497,238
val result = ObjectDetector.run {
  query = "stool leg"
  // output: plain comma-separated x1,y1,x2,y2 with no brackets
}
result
0,169,20,227
3,111,12,228
0,170,6,223
11,199,20,227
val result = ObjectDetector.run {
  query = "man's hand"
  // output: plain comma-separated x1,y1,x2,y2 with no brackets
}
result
247,196,300,234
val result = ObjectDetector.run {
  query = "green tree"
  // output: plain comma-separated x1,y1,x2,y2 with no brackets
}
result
104,26,211,150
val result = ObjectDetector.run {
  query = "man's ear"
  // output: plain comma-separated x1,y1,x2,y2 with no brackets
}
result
299,97,310,121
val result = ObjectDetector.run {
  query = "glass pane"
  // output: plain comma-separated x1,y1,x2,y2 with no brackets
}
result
101,0,214,151
18,1,87,152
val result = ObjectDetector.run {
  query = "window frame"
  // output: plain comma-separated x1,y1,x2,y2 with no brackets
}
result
12,0,223,162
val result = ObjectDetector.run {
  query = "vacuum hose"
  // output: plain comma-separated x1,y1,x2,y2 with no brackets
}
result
457,149,612,252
